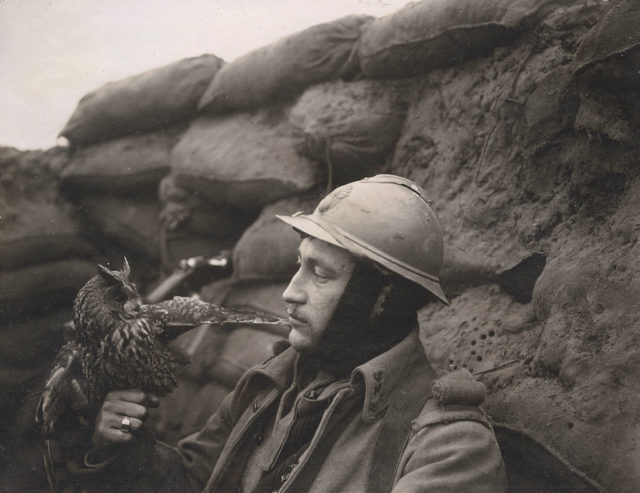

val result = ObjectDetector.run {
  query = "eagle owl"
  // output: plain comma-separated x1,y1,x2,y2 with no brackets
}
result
37,258,180,437
37,258,288,437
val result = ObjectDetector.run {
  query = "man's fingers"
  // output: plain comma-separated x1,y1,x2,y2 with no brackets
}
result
106,389,149,404
103,400,149,421
106,389,159,408
93,390,159,448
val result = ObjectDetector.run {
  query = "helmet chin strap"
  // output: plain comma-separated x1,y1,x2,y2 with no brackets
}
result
303,259,425,377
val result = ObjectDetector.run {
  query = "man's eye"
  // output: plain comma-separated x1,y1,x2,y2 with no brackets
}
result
313,268,329,280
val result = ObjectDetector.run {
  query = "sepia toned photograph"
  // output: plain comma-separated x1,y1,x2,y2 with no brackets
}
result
0,0,637,491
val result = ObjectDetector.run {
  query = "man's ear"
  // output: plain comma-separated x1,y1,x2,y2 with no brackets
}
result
371,284,393,320
372,262,393,277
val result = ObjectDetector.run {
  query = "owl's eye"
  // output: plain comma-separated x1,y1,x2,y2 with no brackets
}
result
113,291,127,303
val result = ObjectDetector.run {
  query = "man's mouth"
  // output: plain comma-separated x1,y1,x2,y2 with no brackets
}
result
286,308,307,326
288,316,307,326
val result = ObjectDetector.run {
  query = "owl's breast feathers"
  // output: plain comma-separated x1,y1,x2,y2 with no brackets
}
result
80,315,180,406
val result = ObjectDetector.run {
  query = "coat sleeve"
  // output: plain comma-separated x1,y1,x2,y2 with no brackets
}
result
392,404,508,493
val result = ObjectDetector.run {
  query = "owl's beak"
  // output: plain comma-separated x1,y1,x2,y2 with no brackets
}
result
124,298,142,316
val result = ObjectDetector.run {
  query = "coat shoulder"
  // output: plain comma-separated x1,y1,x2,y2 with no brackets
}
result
412,368,492,431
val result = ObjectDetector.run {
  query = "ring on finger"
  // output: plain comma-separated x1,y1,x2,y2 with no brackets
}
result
121,416,132,433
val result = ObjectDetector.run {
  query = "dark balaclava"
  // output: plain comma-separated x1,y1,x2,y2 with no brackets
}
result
307,257,431,376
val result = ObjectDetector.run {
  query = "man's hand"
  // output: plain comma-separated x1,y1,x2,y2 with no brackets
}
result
92,389,159,449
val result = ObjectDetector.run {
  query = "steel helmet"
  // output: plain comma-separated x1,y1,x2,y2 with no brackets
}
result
277,174,448,304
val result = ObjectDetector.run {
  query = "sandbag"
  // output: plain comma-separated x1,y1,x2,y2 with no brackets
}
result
197,15,371,113
574,0,640,86
201,278,289,318
0,198,97,271
158,175,256,237
171,109,321,210
60,54,224,146
78,195,162,260
575,93,632,143
0,363,48,409
232,195,319,281
358,0,556,78
0,308,71,365
60,128,179,196
161,231,236,272
289,79,408,182
0,147,96,270
0,259,96,324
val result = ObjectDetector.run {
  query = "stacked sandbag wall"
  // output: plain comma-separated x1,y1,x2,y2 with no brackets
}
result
5,0,640,491
57,54,245,274
0,146,103,489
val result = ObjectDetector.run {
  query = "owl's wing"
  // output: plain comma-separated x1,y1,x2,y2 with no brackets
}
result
143,296,290,331
36,343,88,438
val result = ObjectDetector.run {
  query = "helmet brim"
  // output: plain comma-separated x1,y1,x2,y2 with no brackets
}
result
276,213,345,249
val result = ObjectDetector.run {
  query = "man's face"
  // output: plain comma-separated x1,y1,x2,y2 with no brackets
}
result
282,237,355,354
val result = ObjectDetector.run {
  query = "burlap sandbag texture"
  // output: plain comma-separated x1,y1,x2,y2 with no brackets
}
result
574,0,640,82
290,79,408,183
572,0,640,144
0,308,70,367
161,232,237,272
0,198,97,271
232,195,320,281
0,259,96,324
60,54,224,146
171,108,321,210
197,15,371,113
0,146,96,270
158,175,256,237
61,128,179,196
358,0,558,78
78,195,162,260
201,278,289,318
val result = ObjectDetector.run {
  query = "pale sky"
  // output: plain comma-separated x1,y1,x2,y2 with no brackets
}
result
0,0,413,150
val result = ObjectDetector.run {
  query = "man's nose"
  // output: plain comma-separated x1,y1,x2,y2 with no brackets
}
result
282,270,306,305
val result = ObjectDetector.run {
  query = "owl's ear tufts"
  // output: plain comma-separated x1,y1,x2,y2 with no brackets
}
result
97,264,119,285
122,257,131,277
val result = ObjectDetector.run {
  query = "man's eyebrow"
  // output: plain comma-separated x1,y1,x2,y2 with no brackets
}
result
298,248,338,274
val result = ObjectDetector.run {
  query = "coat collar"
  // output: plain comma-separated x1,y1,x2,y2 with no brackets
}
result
246,329,427,423
350,329,426,422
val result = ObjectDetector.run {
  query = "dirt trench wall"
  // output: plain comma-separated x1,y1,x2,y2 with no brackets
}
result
399,4,640,491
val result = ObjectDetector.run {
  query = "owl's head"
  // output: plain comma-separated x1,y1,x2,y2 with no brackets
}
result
94,257,141,318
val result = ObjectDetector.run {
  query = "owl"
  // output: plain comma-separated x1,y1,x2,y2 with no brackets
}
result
37,258,289,437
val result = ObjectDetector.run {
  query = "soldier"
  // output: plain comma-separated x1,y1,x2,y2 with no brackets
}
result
75,174,507,491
